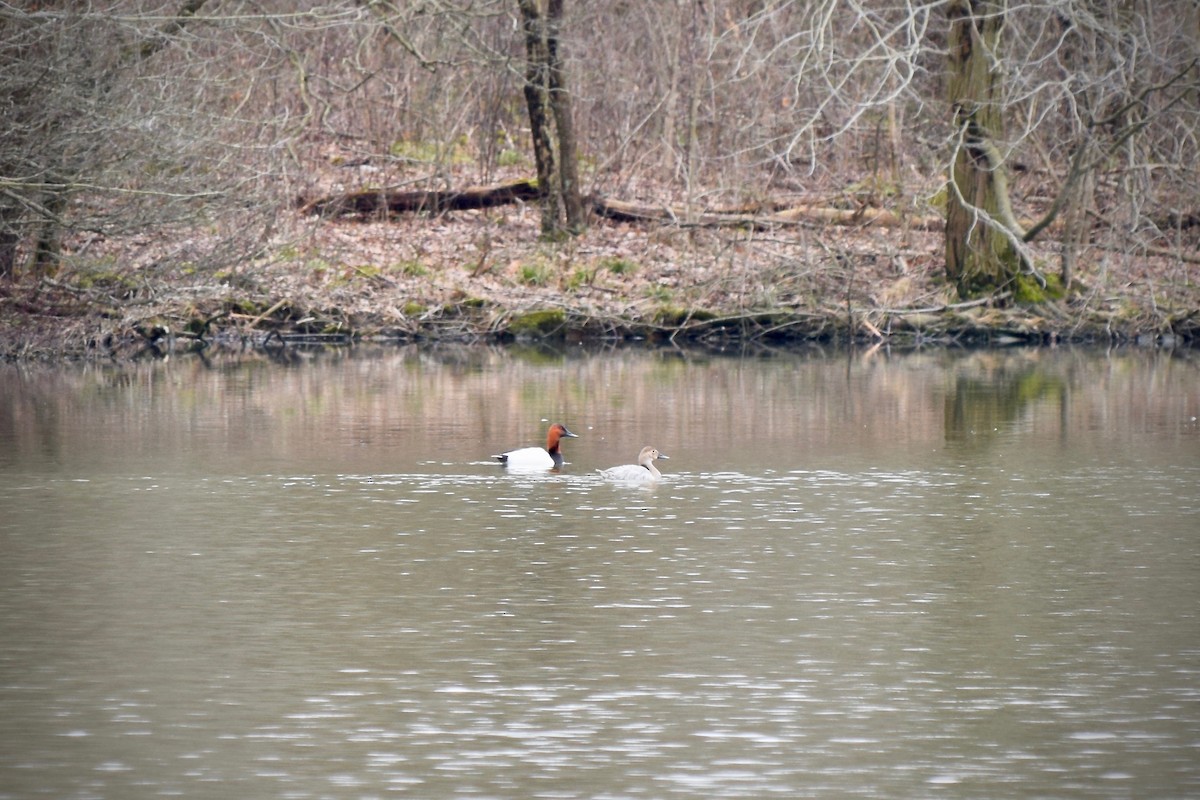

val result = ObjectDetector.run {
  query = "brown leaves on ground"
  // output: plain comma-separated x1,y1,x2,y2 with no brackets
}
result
2,179,1197,359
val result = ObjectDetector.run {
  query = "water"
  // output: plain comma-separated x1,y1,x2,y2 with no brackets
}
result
1,345,1198,798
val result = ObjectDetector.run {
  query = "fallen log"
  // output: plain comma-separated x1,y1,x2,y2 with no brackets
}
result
772,204,945,231
303,178,945,231
590,196,944,231
302,179,540,217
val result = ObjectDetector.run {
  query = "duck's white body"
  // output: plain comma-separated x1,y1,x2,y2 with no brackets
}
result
493,423,578,470
495,446,559,470
598,446,669,481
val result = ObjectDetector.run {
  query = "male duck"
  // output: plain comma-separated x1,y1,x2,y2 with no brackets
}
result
598,446,669,481
493,423,579,470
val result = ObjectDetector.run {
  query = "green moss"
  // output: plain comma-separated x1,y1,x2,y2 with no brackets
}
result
73,266,136,293
437,297,487,317
402,302,427,317
508,308,566,337
1012,272,1065,304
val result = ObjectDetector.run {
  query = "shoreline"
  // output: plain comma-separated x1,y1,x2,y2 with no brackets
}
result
2,290,1194,363
2,210,1196,361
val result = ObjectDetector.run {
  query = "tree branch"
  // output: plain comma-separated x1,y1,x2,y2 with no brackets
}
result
134,0,209,63
1023,57,1199,244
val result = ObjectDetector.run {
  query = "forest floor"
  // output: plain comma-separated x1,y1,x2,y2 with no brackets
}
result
2,173,1198,361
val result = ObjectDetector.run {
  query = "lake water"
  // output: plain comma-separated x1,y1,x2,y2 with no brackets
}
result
1,344,1197,799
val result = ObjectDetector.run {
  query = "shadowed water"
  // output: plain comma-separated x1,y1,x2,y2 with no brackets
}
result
1,345,1197,798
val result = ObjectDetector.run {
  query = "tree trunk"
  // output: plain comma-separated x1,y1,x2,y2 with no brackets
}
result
32,187,67,276
0,230,17,282
518,0,560,237
517,0,584,239
545,0,584,232
944,0,1023,299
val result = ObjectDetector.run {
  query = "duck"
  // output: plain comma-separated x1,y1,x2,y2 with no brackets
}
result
492,423,579,470
598,446,669,481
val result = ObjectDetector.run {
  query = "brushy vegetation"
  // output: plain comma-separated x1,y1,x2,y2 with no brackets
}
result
0,3,1196,359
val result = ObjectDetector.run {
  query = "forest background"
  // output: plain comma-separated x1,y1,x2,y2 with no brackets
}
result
1,1,1197,358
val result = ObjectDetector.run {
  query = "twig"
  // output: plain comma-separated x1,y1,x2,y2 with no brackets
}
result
247,298,290,330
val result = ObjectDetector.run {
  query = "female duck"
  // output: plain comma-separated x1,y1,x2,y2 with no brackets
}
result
598,446,669,481
493,423,579,470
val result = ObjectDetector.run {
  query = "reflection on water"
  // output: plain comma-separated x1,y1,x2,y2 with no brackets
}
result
1,345,1198,798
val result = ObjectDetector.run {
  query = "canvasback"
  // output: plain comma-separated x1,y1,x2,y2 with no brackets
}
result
598,446,669,481
492,423,579,470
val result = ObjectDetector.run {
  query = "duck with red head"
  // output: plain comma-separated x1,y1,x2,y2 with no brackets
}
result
492,423,579,470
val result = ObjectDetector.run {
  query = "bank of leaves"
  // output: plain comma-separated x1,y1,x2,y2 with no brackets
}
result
1,175,1197,360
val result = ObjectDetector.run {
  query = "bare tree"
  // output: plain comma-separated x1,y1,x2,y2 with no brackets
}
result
701,1,1197,300
1006,4,1199,288
944,0,1028,298
517,0,584,237
2,0,1193,319
0,2,292,281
